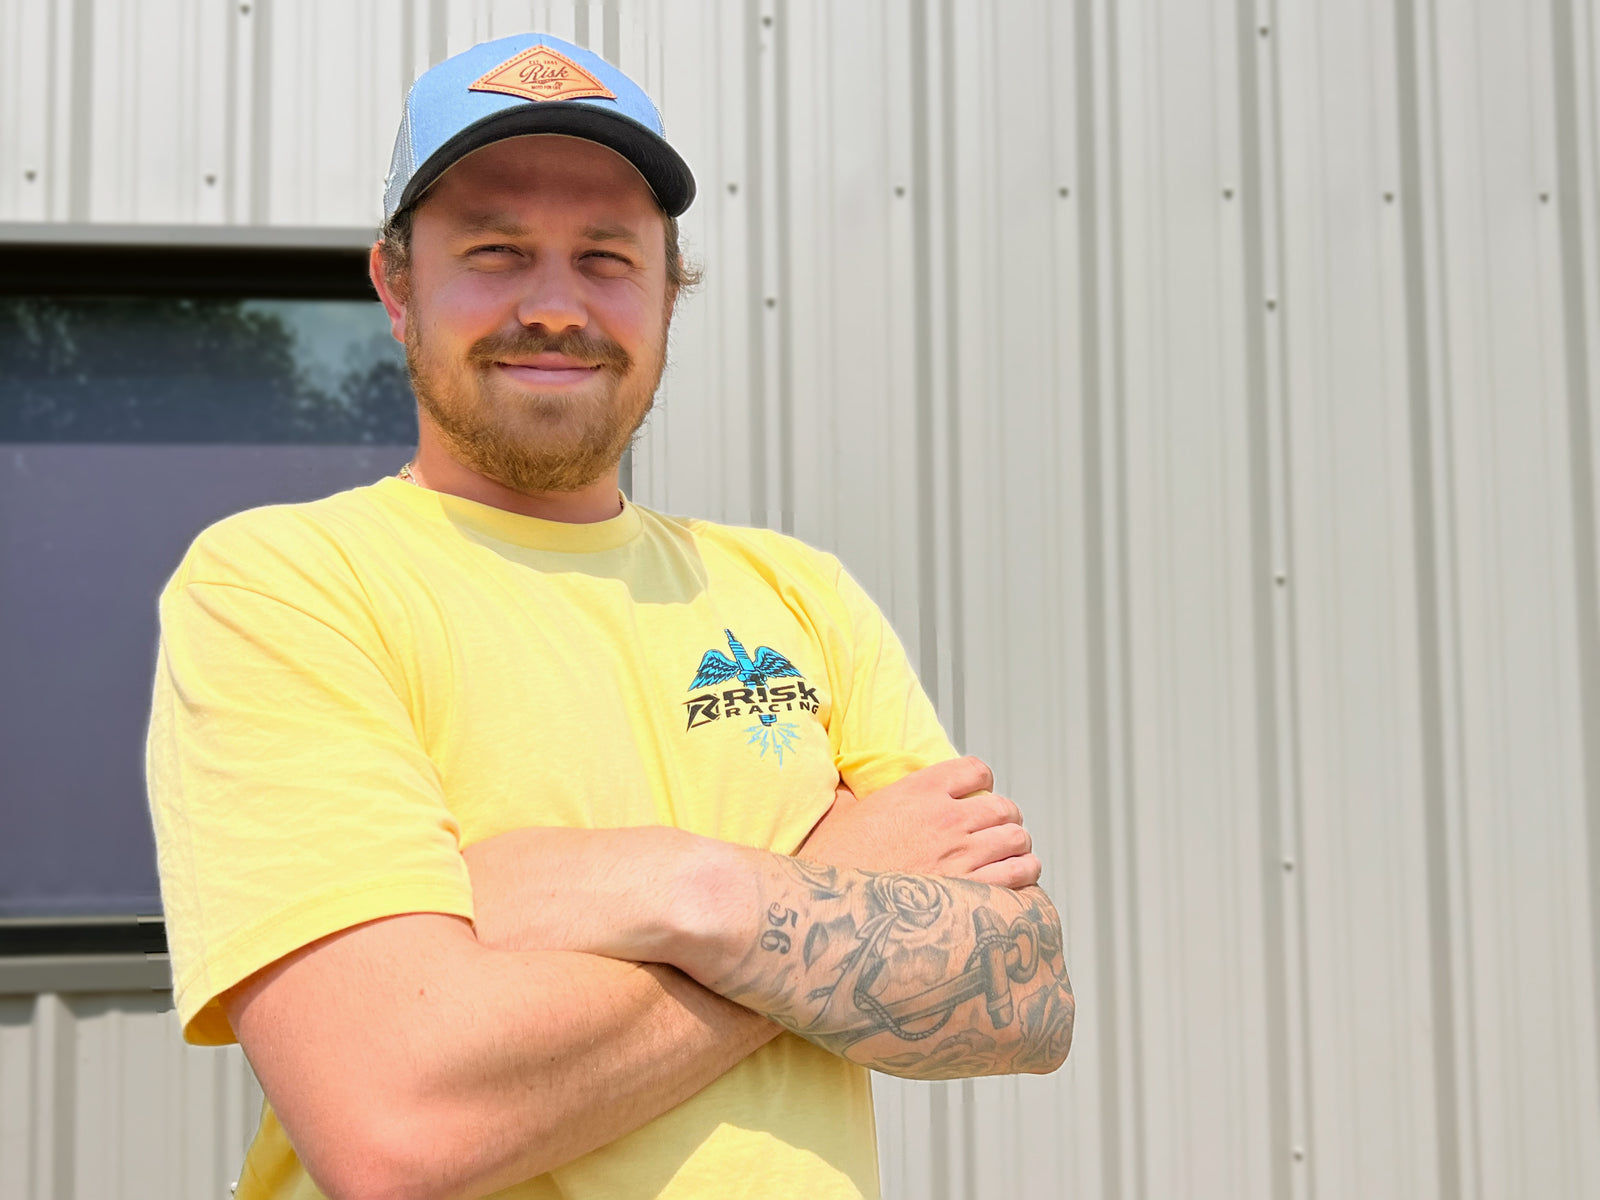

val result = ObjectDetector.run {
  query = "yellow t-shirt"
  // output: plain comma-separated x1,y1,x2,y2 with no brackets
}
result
146,477,957,1199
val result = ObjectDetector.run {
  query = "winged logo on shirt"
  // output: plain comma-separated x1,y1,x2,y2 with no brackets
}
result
682,628,819,765
689,629,804,716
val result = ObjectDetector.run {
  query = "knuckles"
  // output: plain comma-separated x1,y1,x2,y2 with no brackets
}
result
965,755,996,793
981,794,1023,827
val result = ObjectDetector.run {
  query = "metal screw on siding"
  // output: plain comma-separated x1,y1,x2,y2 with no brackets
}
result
1222,187,1234,199
765,296,777,308
762,14,773,26
1266,298,1278,311
1292,1146,1306,1162
23,168,37,182
205,173,217,186
1282,857,1295,872
1384,191,1395,203
1540,192,1550,203
1259,24,1270,36
727,182,738,194
1273,571,1287,586
894,185,906,197
239,2,250,12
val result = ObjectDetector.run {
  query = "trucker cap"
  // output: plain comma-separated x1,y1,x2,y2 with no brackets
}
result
383,33,696,222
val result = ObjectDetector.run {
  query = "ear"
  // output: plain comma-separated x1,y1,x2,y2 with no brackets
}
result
369,242,407,343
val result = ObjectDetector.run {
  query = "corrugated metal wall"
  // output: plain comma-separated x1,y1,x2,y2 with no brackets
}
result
3,1,1598,1197
0,991,263,1197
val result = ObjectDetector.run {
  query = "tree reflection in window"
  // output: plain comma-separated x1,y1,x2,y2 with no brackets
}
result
0,296,416,444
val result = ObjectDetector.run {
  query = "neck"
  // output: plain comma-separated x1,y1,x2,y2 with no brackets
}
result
406,443,625,523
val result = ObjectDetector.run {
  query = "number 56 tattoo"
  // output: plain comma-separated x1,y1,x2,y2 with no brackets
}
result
761,903,799,953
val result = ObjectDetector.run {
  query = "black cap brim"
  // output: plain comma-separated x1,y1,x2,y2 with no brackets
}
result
395,102,696,219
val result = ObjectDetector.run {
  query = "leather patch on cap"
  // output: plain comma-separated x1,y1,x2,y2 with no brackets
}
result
469,45,616,103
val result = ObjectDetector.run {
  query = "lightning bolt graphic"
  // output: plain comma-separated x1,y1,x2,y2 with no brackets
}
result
744,720,804,767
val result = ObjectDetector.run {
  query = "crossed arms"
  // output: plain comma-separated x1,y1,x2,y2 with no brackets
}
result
225,758,1074,1200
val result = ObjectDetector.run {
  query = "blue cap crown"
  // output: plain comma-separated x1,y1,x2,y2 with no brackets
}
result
383,33,695,222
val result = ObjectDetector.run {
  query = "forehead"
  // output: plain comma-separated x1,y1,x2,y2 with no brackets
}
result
417,134,662,230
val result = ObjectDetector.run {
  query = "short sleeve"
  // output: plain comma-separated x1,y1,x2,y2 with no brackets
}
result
824,563,960,797
147,575,473,1046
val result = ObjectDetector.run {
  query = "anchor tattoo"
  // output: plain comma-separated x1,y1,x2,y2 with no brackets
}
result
839,907,1040,1046
724,860,1074,1076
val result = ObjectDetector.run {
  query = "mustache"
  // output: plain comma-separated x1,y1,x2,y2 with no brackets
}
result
465,328,633,372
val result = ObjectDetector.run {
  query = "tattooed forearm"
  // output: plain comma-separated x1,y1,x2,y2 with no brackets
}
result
706,859,1074,1079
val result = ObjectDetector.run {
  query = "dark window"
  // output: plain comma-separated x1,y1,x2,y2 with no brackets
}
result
1,296,413,444
1,233,415,924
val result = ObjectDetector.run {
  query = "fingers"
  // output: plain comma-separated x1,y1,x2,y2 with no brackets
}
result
961,792,1024,832
923,755,994,799
968,854,1042,890
957,820,1032,871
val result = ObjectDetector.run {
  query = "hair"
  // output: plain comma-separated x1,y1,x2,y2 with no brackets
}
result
376,199,703,299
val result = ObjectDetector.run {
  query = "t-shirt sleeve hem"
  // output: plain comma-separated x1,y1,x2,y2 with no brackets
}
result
837,748,960,801
174,874,474,1046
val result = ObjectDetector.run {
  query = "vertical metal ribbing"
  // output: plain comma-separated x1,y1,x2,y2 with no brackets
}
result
938,0,968,754
1549,0,1600,1127
771,0,794,536
397,0,413,98
1102,0,1150,1193
248,0,272,223
742,0,768,528
601,1,621,79
428,0,446,70
226,0,243,223
932,6,966,1192
1393,1,1465,1196
44,0,61,217
1236,1,1300,1198
908,0,939,704
1074,0,1125,1196
66,0,91,220
36,992,77,1199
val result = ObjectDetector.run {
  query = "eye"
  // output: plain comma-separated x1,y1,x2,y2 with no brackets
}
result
583,249,636,270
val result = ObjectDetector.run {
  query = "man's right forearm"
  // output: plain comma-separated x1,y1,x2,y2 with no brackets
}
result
236,821,783,1200
228,914,777,1200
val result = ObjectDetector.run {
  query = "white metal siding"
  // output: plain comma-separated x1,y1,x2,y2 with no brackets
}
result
0,992,261,1198
2,1,1598,1197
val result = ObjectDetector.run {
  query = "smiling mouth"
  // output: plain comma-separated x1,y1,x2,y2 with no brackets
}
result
493,361,605,387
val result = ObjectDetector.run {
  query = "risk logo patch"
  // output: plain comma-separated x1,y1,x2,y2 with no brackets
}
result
469,46,616,104
684,628,819,765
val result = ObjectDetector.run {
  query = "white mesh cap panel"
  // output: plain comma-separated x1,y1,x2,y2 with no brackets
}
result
383,102,415,222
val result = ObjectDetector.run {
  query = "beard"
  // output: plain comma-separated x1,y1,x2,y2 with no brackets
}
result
405,315,666,495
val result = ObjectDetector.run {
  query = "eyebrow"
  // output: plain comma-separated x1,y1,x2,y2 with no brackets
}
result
456,214,529,238
454,216,644,250
579,223,645,250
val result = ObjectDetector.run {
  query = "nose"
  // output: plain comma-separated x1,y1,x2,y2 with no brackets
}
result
514,257,588,333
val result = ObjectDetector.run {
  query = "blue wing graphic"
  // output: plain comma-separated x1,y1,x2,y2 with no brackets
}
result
690,649,741,690
752,647,803,678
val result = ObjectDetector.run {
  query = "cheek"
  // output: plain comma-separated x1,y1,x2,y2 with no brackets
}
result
421,276,514,342
594,291,667,355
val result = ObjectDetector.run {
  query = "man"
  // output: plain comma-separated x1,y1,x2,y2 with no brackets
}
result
146,32,1072,1200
